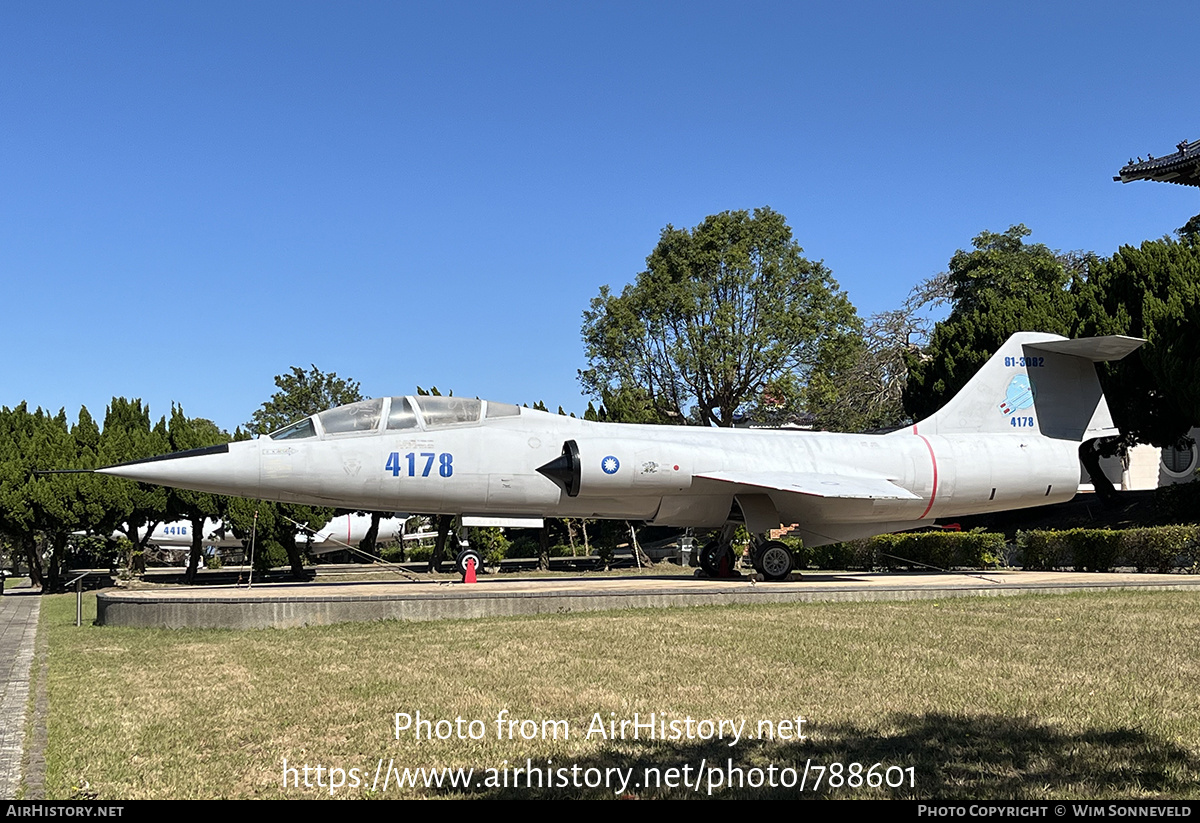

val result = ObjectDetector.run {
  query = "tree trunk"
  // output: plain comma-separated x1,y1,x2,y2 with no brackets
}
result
538,527,550,571
46,533,66,592
23,536,44,590
185,515,204,584
360,512,382,557
123,522,160,575
428,515,452,572
284,527,306,579
1079,439,1118,506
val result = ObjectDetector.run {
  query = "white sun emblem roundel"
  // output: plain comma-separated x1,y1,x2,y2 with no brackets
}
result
601,456,620,475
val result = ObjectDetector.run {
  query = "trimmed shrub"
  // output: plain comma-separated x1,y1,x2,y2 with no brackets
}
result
1017,530,1066,570
804,530,1003,571
1122,525,1200,573
405,543,434,562
810,540,860,570
1070,529,1123,572
470,527,510,566
1019,526,1199,572
253,539,290,572
505,537,583,559
1018,529,1120,572
872,530,1004,570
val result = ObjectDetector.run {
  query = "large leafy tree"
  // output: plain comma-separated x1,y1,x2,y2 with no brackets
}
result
167,406,231,583
0,404,107,589
96,398,173,573
805,273,952,432
904,225,1079,422
902,224,1200,502
246,365,363,435
28,409,90,589
243,367,365,577
581,207,861,427
1075,236,1200,448
906,223,1200,448
0,404,61,587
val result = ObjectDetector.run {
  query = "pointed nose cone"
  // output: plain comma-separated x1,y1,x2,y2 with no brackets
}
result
97,442,259,497
536,439,580,497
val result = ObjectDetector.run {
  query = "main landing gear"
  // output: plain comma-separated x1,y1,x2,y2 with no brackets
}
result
752,540,795,581
696,523,797,582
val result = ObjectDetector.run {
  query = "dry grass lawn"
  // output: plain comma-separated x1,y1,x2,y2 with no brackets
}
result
36,589,1200,799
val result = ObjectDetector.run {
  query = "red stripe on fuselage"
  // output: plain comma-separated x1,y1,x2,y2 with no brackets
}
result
916,434,938,519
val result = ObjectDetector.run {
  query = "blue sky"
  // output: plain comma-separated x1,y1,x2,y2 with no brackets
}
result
3,1,1197,433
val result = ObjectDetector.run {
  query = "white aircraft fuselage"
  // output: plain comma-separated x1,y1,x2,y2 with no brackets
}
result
97,332,1142,552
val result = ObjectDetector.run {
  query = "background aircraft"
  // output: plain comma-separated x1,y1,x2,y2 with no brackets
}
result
114,514,410,560
95,332,1142,580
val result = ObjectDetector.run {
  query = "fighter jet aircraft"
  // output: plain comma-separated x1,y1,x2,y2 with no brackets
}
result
93,332,1142,580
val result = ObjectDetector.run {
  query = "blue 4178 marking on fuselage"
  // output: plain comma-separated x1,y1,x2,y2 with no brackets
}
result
385,452,454,477
1009,416,1035,428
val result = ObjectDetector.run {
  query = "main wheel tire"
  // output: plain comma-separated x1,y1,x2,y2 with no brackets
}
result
699,540,735,578
455,548,483,577
757,540,794,581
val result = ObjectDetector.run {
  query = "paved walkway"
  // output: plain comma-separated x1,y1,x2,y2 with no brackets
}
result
0,588,41,800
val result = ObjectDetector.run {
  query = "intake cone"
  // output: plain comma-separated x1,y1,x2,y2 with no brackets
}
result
536,440,581,497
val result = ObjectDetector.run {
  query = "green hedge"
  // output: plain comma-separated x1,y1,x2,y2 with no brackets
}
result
806,526,1200,573
1122,526,1199,573
1017,526,1200,572
798,531,1004,571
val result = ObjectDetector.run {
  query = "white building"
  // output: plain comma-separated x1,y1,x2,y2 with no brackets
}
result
1088,427,1199,490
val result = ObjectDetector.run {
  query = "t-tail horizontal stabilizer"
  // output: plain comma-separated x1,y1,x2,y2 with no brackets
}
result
902,332,1143,441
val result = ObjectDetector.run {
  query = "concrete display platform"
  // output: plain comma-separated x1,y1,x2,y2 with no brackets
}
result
95,570,1200,629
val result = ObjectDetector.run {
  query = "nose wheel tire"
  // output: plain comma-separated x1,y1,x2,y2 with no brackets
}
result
455,548,483,577
756,541,794,581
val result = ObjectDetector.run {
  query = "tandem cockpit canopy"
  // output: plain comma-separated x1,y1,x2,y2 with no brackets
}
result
267,396,522,441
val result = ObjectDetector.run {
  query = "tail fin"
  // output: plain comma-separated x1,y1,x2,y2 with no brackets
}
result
905,332,1143,441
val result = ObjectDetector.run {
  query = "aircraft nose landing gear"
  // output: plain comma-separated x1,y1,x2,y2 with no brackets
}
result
456,548,482,581
454,527,483,581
